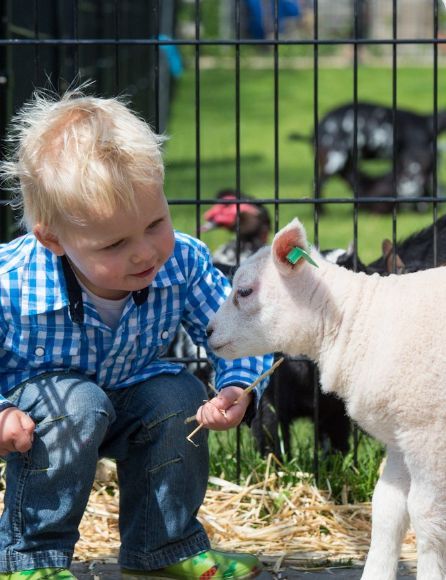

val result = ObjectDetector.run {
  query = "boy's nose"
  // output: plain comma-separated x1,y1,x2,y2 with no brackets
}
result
131,241,154,264
131,253,143,265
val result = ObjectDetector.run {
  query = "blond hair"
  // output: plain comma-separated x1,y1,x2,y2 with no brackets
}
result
0,85,166,231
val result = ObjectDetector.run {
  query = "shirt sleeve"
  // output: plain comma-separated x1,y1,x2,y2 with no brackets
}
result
180,239,274,400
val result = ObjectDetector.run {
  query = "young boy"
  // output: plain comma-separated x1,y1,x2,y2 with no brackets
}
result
0,88,273,580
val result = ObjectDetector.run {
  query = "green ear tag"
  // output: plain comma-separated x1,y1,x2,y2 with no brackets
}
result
286,246,319,268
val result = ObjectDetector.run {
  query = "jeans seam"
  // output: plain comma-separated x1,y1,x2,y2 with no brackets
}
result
147,456,182,475
144,468,149,552
144,411,183,432
11,456,30,544
131,411,183,446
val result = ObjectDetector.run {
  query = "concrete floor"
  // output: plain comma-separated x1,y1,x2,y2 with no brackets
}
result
71,560,417,579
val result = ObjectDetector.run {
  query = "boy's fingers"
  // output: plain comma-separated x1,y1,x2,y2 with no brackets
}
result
13,427,34,453
209,394,234,410
196,400,245,430
197,400,225,424
17,414,35,451
10,413,35,453
20,413,36,434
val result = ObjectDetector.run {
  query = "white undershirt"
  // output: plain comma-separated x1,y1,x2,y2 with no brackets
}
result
77,278,130,330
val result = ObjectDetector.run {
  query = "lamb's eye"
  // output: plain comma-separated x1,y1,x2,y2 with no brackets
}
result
237,287,253,298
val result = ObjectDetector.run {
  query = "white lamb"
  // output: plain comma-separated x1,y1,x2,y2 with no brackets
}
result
207,217,446,580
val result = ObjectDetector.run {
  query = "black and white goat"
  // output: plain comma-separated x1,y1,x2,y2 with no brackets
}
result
290,102,446,213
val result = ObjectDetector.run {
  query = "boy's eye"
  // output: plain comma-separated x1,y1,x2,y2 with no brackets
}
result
104,239,123,250
148,218,163,230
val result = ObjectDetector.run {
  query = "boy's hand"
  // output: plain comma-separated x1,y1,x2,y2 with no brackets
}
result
196,386,252,431
0,407,35,456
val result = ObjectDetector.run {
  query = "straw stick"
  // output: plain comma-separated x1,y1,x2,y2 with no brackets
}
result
186,423,204,447
233,356,284,404
186,357,285,445
208,382,219,395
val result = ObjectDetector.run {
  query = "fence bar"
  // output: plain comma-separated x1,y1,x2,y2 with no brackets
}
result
273,0,280,235
433,0,440,266
194,0,201,239
114,0,120,92
235,0,242,484
312,0,320,482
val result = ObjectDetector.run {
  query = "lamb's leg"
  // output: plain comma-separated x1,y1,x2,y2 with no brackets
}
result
361,448,410,580
406,469,446,580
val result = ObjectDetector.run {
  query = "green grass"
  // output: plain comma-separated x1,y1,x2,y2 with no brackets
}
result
165,65,446,263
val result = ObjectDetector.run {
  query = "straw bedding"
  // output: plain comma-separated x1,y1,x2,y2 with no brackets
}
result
0,459,417,570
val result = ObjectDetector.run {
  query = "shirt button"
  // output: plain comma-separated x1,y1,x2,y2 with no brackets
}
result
35,347,45,357
161,330,169,340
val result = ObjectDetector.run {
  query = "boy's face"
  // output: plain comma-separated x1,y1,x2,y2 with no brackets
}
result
35,184,175,300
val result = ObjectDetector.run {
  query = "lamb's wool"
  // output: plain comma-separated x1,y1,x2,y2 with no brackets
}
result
207,218,446,580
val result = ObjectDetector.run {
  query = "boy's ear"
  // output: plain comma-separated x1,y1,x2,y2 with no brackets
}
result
33,224,65,256
272,218,308,276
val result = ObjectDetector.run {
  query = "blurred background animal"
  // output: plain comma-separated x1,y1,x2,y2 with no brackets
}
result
289,102,446,213
201,188,271,272
328,214,446,275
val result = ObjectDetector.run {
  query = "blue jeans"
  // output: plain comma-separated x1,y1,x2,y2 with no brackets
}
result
0,370,210,572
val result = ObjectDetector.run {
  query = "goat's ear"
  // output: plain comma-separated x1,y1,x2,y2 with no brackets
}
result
385,252,405,274
382,239,393,258
382,239,405,274
272,218,308,276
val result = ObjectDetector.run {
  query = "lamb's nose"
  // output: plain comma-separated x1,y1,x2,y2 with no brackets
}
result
206,325,214,338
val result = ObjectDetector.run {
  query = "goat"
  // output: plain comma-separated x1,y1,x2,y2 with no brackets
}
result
290,102,446,213
207,217,446,580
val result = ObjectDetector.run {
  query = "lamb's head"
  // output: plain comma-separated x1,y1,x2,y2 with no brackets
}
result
207,217,323,360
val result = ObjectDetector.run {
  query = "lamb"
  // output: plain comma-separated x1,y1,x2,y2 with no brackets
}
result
207,217,446,580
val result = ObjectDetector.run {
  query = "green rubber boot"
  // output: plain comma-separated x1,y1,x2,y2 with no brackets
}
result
0,569,76,580
122,549,263,579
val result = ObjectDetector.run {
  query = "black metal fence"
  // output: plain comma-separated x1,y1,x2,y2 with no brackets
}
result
1,0,445,478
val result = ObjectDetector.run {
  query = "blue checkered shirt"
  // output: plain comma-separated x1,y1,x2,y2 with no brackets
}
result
0,231,273,410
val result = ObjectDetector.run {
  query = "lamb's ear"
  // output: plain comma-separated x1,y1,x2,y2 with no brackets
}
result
272,218,310,276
